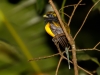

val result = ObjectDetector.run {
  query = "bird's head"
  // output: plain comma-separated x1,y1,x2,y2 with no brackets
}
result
43,11,59,23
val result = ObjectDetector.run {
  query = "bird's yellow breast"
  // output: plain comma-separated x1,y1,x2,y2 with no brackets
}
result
45,23,55,37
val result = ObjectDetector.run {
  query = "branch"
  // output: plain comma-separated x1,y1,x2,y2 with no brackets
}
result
49,0,79,75
74,0,100,40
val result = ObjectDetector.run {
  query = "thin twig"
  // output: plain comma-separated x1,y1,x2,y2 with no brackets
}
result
93,42,100,49
60,12,70,18
74,0,100,40
69,48,100,52
59,4,85,13
63,57,93,75
53,37,66,75
76,48,100,51
30,48,95,75
29,53,60,61
55,57,63,75
67,0,83,26
59,4,85,23
30,51,93,75
49,0,78,75
29,47,100,61
77,66,93,75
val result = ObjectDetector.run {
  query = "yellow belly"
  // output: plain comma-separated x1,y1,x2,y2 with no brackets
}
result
45,23,55,37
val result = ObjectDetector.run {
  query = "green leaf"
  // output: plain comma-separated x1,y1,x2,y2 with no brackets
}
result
91,57,100,66
97,67,100,75
0,0,58,74
36,0,46,13
77,51,91,61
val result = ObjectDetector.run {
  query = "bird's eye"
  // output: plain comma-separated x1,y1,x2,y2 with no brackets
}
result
47,14,54,18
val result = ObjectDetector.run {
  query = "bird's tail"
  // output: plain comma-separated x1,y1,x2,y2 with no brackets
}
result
65,47,71,69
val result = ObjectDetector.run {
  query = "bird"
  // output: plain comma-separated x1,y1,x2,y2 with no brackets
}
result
43,11,71,69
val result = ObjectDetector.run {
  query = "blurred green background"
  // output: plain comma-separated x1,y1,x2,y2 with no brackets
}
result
0,0,100,75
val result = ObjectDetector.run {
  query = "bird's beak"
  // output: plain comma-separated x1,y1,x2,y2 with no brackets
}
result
43,15,48,18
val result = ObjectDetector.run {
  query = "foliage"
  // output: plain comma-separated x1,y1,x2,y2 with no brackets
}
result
0,0,100,75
